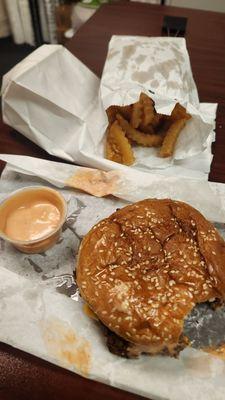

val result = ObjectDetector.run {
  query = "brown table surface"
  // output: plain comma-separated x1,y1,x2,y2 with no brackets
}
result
1,2,225,399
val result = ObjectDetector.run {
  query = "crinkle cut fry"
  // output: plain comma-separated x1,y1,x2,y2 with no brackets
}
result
159,118,186,158
105,120,135,165
171,103,191,121
130,92,156,129
116,113,163,147
106,105,132,125
140,92,156,126
131,101,143,128
105,94,191,165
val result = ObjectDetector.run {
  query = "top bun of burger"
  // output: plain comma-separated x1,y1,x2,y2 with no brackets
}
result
76,199,225,357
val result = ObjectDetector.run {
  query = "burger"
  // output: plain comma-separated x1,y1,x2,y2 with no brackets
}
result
76,199,225,358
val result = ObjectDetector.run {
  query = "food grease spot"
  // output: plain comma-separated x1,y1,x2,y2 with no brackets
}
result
131,70,151,84
107,49,119,60
135,54,147,64
171,45,185,63
150,80,159,88
132,59,176,83
40,317,91,376
205,345,225,360
119,45,136,69
166,81,181,90
66,170,119,198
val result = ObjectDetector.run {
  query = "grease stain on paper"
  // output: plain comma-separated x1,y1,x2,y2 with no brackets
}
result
107,49,119,60
205,345,225,360
149,79,159,88
135,54,147,64
119,44,136,69
182,351,225,378
40,317,91,376
131,59,176,83
66,169,120,197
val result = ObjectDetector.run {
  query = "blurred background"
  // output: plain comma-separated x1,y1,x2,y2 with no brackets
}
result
0,0,225,84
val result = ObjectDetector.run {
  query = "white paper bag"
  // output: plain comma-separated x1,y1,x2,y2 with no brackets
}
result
2,44,102,163
1,38,217,178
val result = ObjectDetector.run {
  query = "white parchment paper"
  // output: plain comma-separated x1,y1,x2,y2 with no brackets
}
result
1,154,224,222
1,157,225,400
1,37,217,179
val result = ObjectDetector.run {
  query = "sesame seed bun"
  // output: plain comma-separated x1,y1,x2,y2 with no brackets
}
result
76,199,225,356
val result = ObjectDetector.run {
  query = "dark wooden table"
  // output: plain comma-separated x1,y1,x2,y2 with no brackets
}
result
1,2,225,399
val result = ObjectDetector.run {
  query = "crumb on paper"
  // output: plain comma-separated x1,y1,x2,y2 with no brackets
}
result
65,169,120,197
40,317,91,376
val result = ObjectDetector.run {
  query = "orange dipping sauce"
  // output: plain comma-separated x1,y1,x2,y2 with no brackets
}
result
5,199,61,242
0,187,67,253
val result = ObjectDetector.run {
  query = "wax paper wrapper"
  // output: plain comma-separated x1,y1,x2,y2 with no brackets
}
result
1,153,225,222
1,36,217,179
1,155,225,400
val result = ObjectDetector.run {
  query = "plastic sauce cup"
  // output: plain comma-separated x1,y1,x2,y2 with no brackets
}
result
0,186,67,254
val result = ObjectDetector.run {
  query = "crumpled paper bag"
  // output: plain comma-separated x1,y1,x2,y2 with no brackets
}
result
1,37,217,178
1,44,104,164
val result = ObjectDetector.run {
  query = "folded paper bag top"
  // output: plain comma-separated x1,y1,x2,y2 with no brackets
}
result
2,44,102,163
1,38,215,176
2,44,100,119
